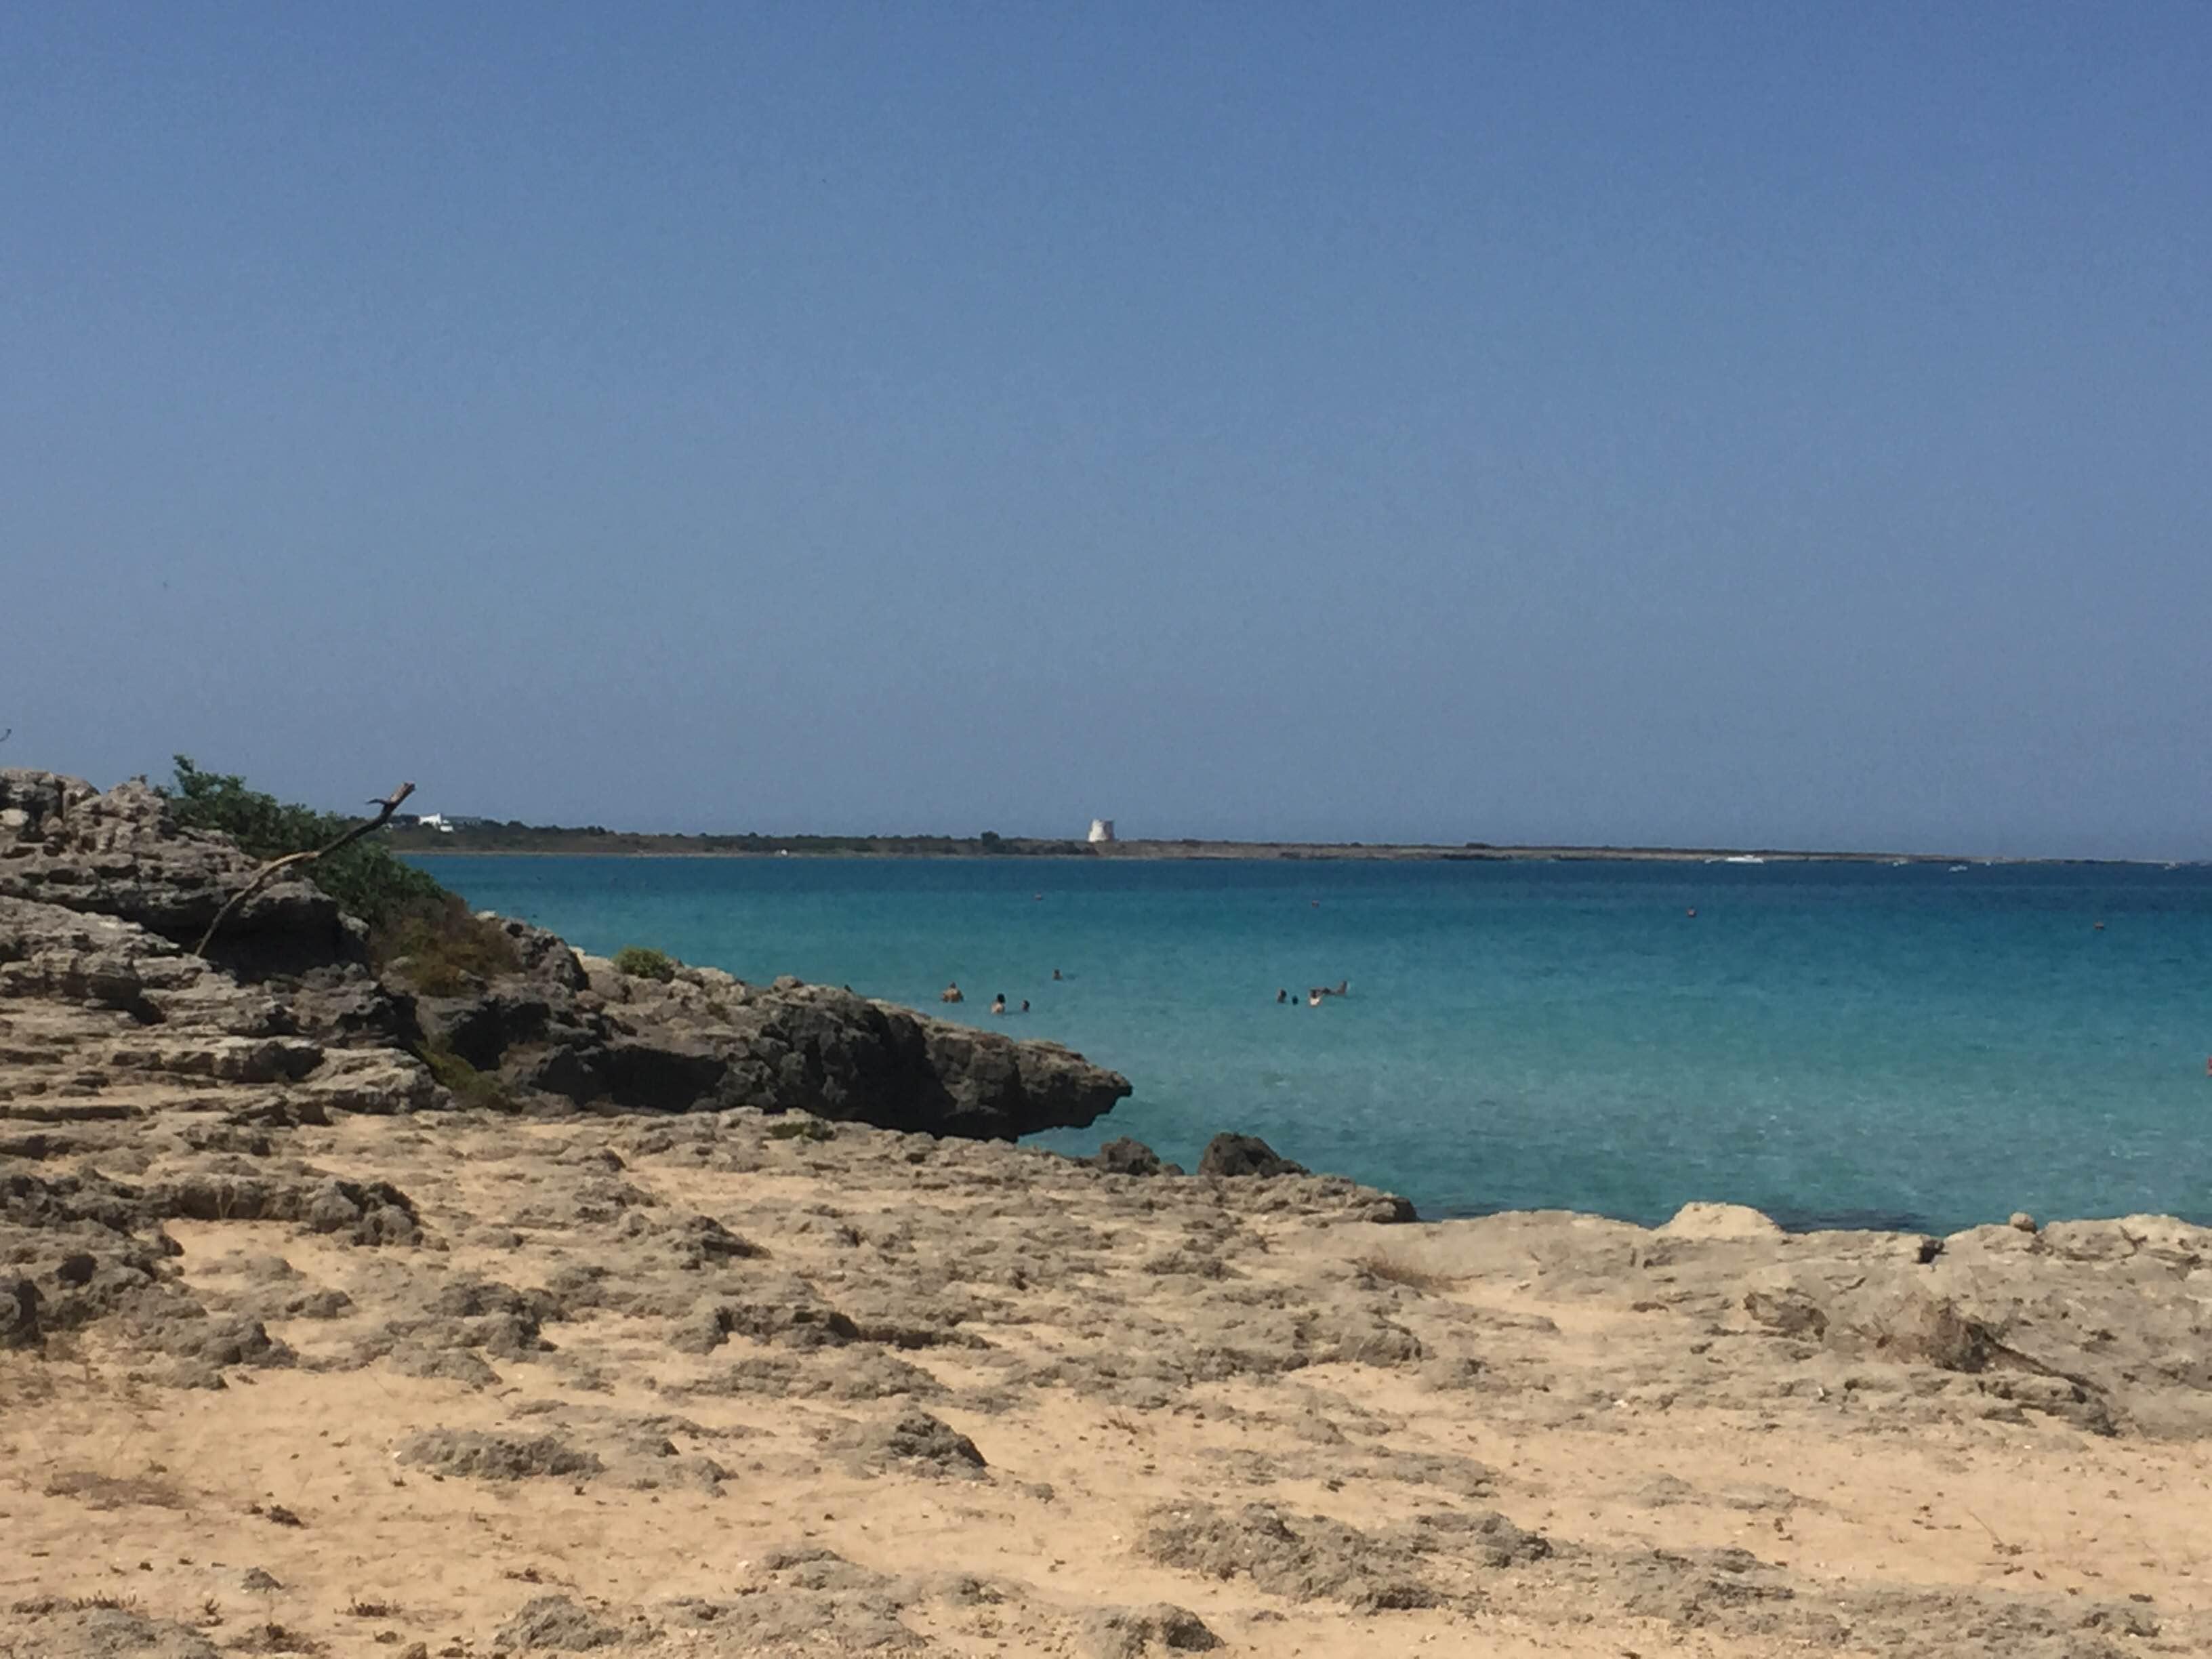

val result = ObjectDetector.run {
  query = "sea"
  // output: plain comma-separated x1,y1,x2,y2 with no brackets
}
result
411,854,2212,1235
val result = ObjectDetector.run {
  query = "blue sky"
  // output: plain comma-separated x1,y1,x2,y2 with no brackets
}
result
5,5,2208,854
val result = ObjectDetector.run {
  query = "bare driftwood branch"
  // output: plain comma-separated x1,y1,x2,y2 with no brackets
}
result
194,780,415,957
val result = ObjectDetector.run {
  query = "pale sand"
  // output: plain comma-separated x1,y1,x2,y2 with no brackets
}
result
5,1109,2207,1657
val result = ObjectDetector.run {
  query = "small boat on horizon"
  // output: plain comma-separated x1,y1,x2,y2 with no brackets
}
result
1722,854,1765,865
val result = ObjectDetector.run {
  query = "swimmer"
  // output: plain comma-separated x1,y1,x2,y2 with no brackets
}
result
990,994,1006,1016
1277,988,1288,1004
1052,968,1063,981
1332,979,1349,998
1685,907,1697,919
941,983,964,1004
1020,999,1030,1013
1308,989,1324,1007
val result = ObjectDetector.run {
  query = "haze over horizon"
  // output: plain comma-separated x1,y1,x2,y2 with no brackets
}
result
7,6,2209,859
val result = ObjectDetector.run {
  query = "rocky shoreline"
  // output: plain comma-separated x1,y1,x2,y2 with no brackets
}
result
0,769,1134,1141
5,769,2209,1657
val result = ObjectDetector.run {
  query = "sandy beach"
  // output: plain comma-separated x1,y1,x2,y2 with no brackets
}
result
7,1105,2209,1658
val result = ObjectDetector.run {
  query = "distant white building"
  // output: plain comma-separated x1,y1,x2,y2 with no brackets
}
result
416,813,457,834
1088,819,1115,844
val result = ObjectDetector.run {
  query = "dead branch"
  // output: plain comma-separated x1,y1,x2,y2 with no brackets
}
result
194,781,415,957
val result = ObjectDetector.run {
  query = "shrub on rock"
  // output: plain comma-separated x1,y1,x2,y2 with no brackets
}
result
612,945,678,982
163,755,447,936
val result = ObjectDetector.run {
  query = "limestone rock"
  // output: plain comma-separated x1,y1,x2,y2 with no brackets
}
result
1197,1132,1308,1179
1659,1202,1784,1240
0,770,359,974
1080,1603,1222,1657
1,767,1125,1141
417,954,1130,1139
1090,1136,1181,1176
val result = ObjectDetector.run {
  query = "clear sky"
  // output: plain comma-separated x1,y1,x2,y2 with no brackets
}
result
5,5,2208,855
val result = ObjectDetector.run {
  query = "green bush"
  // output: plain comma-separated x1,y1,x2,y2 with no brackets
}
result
421,1038,523,1112
373,894,520,995
163,756,447,935
612,945,678,981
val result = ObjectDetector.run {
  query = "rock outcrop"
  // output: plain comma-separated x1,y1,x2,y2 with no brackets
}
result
0,771,361,975
1197,1132,1309,1179
405,922,1130,1138
1353,1204,2212,1439
0,769,1130,1140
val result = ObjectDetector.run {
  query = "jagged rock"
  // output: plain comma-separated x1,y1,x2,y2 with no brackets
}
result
398,1429,604,1482
417,958,1131,1137
1197,1133,1308,1179
1,1273,41,1349
834,1408,987,1477
490,916,590,992
1090,1137,1181,1176
1080,1603,1222,1657
1141,1501,1447,1609
1851,1291,2003,1372
0,771,360,973
493,1593,628,1651
1744,1286,1829,1338
0,1601,221,1658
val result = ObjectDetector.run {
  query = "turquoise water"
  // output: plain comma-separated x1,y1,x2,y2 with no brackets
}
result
414,855,2212,1233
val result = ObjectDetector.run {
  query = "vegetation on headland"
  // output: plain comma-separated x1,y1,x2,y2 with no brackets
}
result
385,819,1097,857
207,770,2156,868
163,756,516,983
384,817,2026,863
165,756,449,925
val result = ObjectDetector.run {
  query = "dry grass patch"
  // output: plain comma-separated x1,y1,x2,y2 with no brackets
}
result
41,1468,188,1511
1351,1254,1467,1295
11,1595,141,1615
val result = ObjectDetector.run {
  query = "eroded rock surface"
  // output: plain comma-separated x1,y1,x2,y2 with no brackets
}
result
3,1103,2208,1658
0,768,1131,1147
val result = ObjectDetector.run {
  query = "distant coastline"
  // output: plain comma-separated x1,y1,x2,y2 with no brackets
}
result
388,824,2179,867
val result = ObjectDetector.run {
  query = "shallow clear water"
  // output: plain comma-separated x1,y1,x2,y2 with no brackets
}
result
414,855,2212,1233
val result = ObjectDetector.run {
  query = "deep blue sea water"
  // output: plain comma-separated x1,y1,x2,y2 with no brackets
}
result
411,855,2212,1234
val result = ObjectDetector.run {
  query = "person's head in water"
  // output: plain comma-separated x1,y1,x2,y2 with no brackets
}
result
1020,999,1029,1013
1276,988,1288,1004
990,994,1006,1015
1052,968,1063,980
